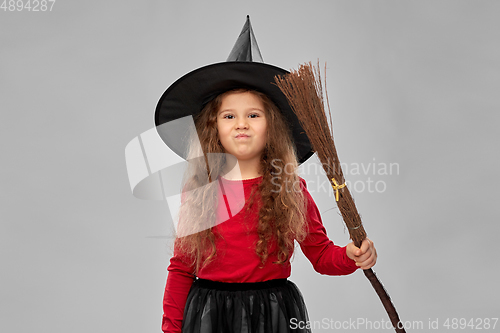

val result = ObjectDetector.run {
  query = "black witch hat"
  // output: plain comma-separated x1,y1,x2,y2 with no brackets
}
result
154,16,314,165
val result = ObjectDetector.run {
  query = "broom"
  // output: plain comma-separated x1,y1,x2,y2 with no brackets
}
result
275,61,406,333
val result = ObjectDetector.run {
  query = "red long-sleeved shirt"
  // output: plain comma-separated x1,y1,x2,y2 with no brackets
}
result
162,176,358,332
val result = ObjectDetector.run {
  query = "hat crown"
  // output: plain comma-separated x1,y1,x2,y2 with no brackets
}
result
226,15,263,62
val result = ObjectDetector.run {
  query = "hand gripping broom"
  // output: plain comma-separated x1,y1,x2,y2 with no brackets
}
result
275,62,406,333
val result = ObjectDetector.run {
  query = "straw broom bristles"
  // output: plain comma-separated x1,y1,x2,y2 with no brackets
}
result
275,61,406,333
274,62,366,247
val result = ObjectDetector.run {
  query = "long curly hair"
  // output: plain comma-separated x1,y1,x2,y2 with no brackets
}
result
175,89,308,274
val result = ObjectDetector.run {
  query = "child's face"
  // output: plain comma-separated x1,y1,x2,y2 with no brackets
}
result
216,91,268,162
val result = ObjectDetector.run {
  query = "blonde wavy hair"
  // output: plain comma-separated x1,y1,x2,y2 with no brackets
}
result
175,89,308,274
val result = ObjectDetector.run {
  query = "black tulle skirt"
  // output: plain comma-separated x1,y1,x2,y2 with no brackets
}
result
182,278,311,333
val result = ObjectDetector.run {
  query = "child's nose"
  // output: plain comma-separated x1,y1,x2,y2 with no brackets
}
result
236,118,249,129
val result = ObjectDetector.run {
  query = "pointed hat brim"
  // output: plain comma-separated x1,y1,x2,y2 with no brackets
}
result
154,61,314,165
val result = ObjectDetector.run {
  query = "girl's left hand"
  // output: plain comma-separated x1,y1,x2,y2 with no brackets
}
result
346,238,377,270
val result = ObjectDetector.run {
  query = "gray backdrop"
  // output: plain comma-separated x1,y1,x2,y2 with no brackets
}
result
1,0,499,332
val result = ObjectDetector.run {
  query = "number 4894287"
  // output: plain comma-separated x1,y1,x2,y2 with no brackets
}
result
443,318,498,330
1,0,56,11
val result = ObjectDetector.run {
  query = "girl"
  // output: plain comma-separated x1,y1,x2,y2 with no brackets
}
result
155,18,377,333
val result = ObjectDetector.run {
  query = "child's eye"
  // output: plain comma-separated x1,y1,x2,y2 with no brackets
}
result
223,114,259,119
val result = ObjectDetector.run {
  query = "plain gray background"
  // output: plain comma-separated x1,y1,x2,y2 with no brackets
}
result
1,0,499,332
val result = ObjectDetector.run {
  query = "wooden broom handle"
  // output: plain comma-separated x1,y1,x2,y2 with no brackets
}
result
354,236,406,332
363,269,407,333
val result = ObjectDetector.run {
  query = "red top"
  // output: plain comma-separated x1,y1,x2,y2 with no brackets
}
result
162,176,358,333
